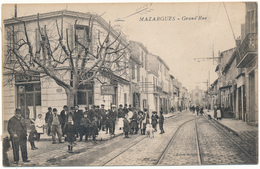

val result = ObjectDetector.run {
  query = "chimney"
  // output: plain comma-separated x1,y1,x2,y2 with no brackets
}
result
14,4,17,18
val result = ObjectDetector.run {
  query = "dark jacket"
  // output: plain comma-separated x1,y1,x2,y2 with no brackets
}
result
64,122,77,142
60,110,69,123
151,114,159,125
88,109,96,122
8,116,27,141
108,110,118,122
74,110,84,124
45,112,52,123
123,118,130,132
159,114,164,124
47,114,62,126
118,108,124,118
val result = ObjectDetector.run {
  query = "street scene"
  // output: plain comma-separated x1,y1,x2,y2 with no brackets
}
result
1,2,258,167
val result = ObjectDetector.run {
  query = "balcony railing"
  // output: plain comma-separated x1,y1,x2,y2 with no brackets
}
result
236,33,257,67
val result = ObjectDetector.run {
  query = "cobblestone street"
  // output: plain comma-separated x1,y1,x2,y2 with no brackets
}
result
7,110,257,167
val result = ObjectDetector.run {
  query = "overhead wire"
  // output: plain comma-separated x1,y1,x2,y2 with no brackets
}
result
223,2,236,41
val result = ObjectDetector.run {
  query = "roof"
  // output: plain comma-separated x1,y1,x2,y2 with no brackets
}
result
148,53,170,70
4,10,128,46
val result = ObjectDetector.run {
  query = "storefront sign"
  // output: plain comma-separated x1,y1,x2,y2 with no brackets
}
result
101,85,115,95
15,74,40,83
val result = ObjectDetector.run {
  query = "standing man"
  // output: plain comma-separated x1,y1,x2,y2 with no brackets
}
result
100,104,106,131
109,105,118,135
73,105,84,138
8,108,30,164
48,108,63,144
123,104,129,116
95,105,102,131
88,105,96,122
45,107,52,136
60,105,69,136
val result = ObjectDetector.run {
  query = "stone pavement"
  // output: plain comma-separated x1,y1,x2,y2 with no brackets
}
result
205,110,258,134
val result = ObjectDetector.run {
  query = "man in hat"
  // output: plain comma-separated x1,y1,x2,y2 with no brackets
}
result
8,108,30,164
100,104,106,131
45,107,52,136
88,105,96,122
60,105,69,136
108,105,118,135
123,104,129,115
95,105,102,131
47,108,63,144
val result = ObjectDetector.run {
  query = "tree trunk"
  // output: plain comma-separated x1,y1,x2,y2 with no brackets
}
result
66,89,77,109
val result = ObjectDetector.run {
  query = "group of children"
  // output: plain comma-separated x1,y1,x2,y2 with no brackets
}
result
122,109,165,138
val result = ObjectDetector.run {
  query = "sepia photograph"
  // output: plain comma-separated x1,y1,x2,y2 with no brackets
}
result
1,1,258,167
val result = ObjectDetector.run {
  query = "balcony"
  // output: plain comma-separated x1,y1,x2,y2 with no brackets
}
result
153,85,162,93
236,33,258,68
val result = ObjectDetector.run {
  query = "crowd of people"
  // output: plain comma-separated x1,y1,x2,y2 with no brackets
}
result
5,104,166,165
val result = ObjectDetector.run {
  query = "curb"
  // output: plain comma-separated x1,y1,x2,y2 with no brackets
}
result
205,113,239,136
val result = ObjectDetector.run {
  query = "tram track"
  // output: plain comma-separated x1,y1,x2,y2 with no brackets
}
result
201,114,258,164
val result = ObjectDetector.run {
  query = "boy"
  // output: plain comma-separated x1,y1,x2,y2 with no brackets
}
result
123,114,130,138
28,125,38,150
151,111,159,132
159,111,165,134
90,116,99,143
64,115,76,153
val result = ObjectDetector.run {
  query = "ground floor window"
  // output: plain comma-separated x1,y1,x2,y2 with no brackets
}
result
17,83,41,119
75,82,94,107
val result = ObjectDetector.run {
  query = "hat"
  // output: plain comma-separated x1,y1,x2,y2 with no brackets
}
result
96,106,100,108
119,104,123,107
112,105,116,108
53,108,57,112
124,104,127,107
48,107,52,110
15,108,21,114
101,104,105,106
63,105,68,108
152,111,157,114
144,108,148,111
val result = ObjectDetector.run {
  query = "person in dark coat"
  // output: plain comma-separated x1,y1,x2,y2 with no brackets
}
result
73,105,84,138
200,107,204,115
47,108,63,144
159,111,165,134
28,125,38,150
100,104,106,131
123,114,130,138
64,114,76,153
130,109,138,134
95,106,102,131
7,108,30,164
213,104,218,119
45,107,52,136
196,106,200,115
108,105,118,135
90,117,99,143
151,111,159,132
60,105,69,136
79,113,91,142
88,105,96,122
123,104,129,116
118,104,124,118
105,110,111,134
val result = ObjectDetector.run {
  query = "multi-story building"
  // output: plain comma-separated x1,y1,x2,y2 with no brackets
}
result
3,10,131,129
129,41,149,110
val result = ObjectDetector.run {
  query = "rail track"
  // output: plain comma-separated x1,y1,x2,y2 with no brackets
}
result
102,111,257,166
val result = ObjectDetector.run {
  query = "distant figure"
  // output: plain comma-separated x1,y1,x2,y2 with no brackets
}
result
196,106,200,115
159,111,165,134
60,105,69,136
45,107,52,136
151,111,159,132
216,105,222,120
123,114,130,138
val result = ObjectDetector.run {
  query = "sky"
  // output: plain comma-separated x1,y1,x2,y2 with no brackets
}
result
1,1,246,92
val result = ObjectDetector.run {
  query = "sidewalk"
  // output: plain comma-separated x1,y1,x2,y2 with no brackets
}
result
205,110,258,135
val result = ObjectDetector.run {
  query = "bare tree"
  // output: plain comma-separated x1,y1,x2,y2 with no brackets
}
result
3,12,130,108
